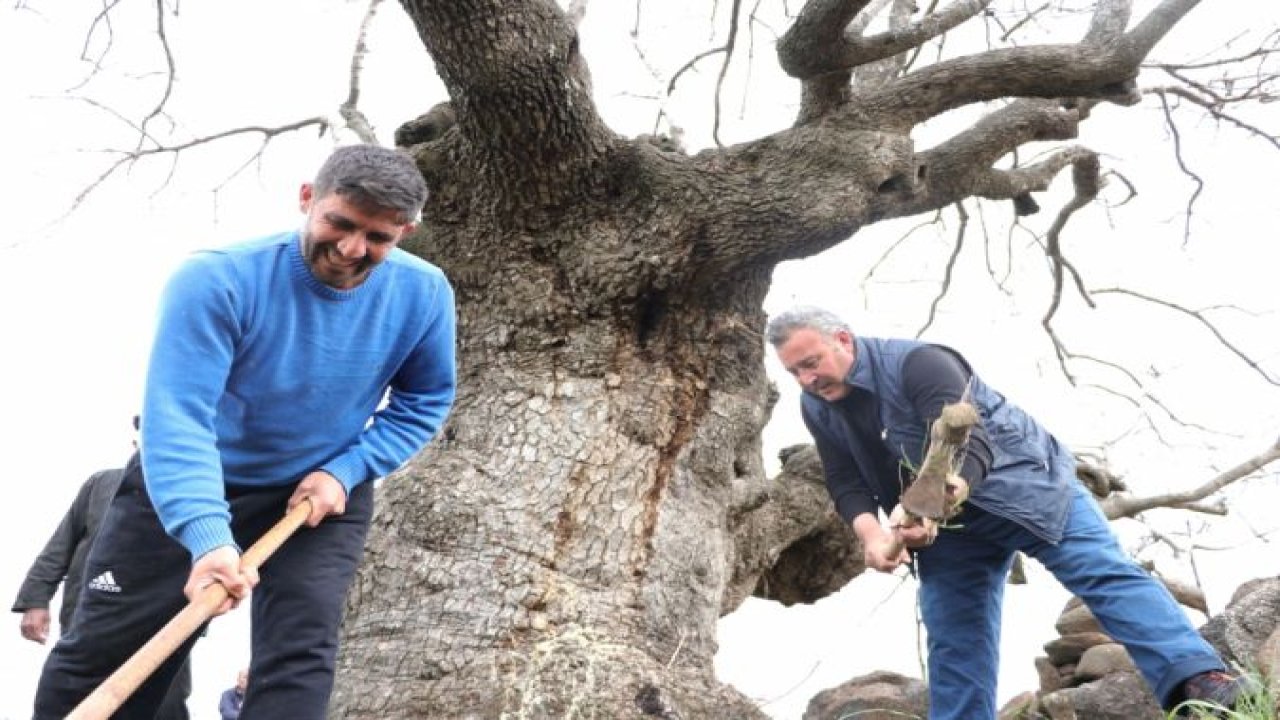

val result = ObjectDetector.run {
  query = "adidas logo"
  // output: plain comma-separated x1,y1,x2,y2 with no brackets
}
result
88,571,122,593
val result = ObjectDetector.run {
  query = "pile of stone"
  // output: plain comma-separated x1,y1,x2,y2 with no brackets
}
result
1000,576,1280,719
997,595,1164,719
800,577,1280,720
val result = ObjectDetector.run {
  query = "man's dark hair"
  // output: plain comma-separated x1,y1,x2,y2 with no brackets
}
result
312,145,429,222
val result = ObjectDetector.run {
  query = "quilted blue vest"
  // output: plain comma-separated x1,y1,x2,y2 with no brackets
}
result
801,336,1075,542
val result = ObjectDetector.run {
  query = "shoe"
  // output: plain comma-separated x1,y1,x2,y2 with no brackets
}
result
1178,670,1245,716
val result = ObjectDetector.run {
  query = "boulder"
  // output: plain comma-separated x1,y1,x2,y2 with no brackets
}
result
1044,632,1114,666
1055,603,1103,636
802,670,928,720
996,690,1038,719
1038,672,1162,720
1200,576,1280,669
1074,643,1136,681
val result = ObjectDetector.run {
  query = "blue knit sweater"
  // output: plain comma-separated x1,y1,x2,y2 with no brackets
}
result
140,231,457,559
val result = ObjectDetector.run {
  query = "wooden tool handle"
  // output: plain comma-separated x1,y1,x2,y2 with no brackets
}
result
67,499,313,720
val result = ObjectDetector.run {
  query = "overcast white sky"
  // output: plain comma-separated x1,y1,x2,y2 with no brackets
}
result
1,2,1278,718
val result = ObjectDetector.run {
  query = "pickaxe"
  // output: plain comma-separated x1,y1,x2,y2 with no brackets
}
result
887,399,979,555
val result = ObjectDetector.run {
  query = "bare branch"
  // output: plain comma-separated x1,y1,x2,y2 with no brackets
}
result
915,201,968,338
1145,84,1280,153
999,2,1050,43
1148,29,1280,71
711,0,746,147
1154,92,1202,246
70,0,127,91
859,212,944,304
975,201,1015,294
1100,436,1280,519
1092,288,1280,387
63,118,330,217
339,0,385,145
666,47,729,96
133,0,177,153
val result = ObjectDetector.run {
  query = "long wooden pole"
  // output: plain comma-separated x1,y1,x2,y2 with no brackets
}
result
66,499,313,720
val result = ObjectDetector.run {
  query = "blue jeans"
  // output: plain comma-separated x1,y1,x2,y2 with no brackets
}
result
916,482,1223,719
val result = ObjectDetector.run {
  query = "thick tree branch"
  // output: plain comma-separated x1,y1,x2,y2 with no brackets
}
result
857,0,1201,126
782,0,991,123
399,0,613,201
855,0,937,89
869,99,1087,223
779,0,991,79
1100,436,1280,520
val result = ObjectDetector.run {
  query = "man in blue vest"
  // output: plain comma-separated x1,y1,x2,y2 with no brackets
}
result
766,306,1242,718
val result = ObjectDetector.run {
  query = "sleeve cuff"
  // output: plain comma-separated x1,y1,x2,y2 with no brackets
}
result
178,516,239,560
321,454,368,495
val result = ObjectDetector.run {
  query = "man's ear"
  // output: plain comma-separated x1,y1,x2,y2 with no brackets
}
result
299,183,314,213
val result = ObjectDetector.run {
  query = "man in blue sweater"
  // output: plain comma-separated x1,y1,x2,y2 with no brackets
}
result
33,144,457,719
766,306,1244,719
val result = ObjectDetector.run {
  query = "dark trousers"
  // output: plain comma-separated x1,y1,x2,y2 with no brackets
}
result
156,656,193,719
33,455,373,719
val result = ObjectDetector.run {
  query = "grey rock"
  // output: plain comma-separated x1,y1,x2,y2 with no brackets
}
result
1038,672,1162,720
802,670,928,720
1055,603,1104,636
1074,643,1136,680
1044,632,1114,666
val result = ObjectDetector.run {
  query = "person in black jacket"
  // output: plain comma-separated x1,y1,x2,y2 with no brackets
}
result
13,418,192,719
14,467,125,643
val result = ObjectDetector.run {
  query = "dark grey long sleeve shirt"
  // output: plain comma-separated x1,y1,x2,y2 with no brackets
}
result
12,468,126,629
806,345,994,522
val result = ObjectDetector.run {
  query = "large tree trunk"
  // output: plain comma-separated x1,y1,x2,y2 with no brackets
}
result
328,0,1206,716
331,170,781,718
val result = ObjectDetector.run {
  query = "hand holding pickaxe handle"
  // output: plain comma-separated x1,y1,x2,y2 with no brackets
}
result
883,400,979,560
67,499,314,720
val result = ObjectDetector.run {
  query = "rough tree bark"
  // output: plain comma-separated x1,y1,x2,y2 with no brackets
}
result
328,1,1215,717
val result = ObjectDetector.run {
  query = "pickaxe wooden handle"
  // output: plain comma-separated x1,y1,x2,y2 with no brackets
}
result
67,499,313,720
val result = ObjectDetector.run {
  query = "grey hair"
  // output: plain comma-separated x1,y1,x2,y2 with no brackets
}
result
312,144,429,222
765,306,852,347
